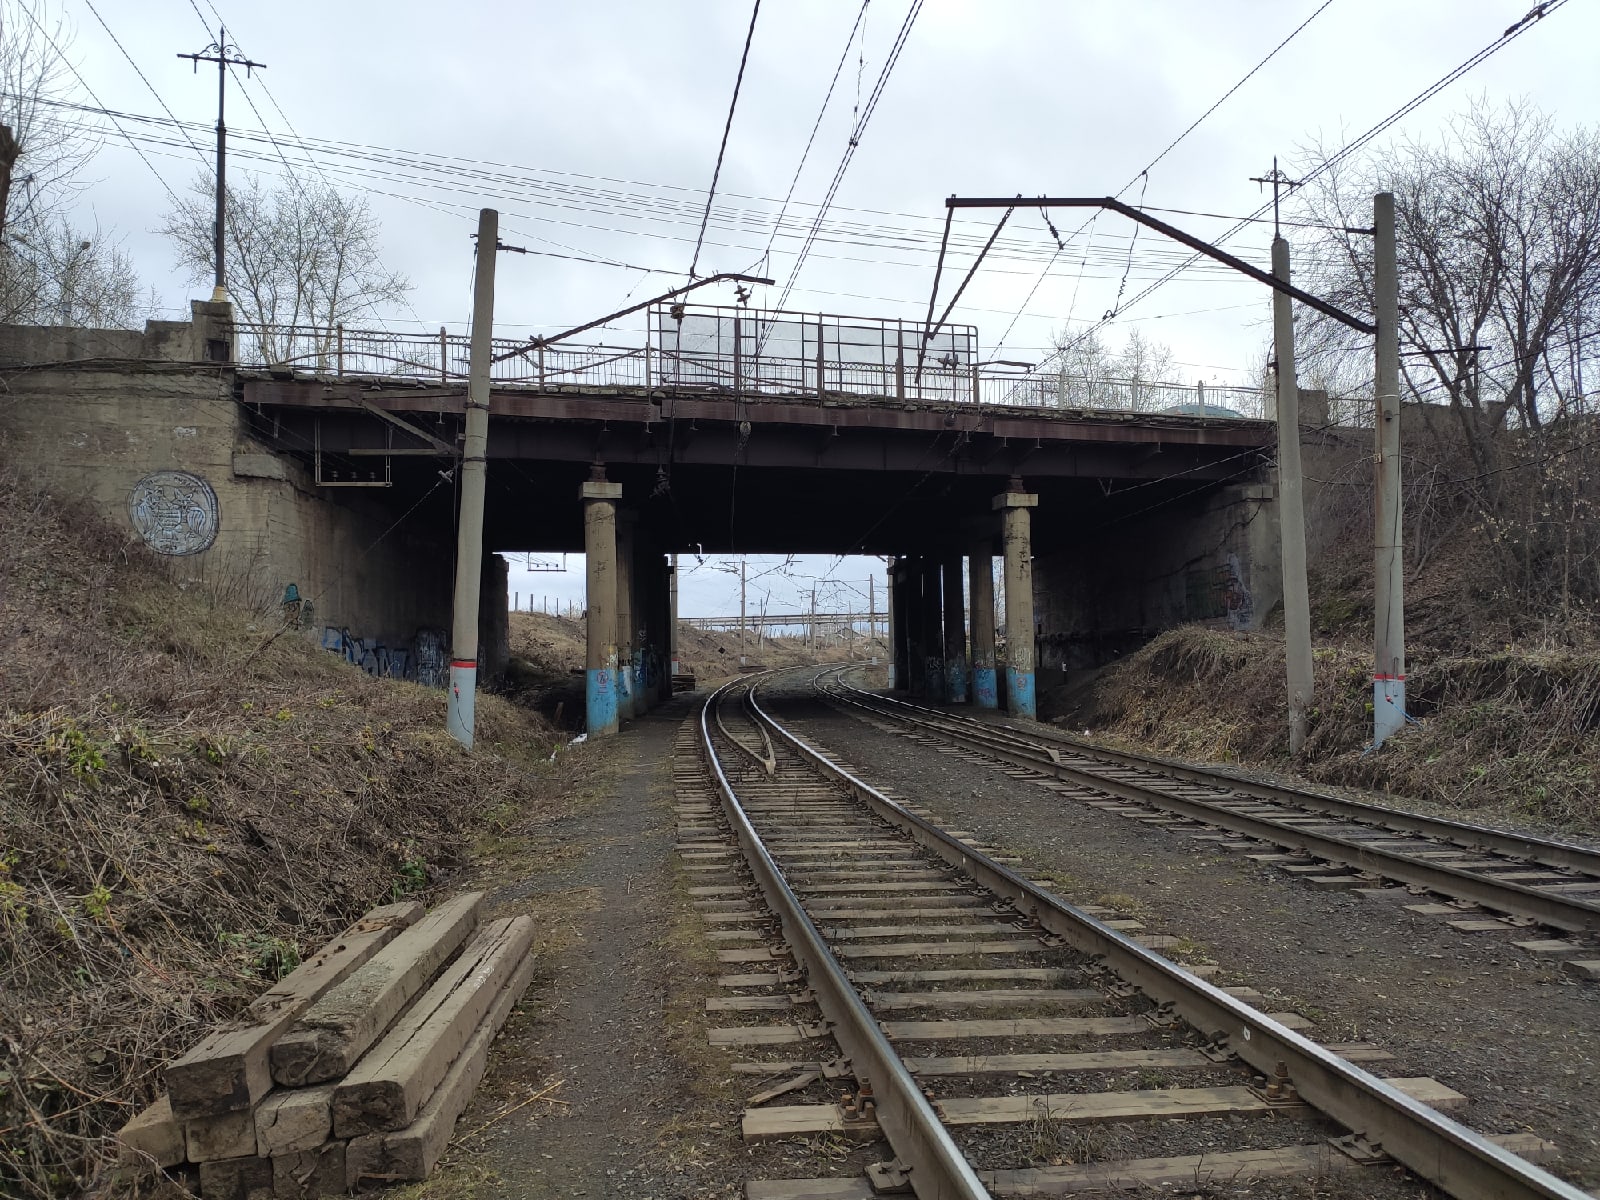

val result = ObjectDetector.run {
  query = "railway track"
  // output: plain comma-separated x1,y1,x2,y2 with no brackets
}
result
681,670,1582,1200
820,669,1600,942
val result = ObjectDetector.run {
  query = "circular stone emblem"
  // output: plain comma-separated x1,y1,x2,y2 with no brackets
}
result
128,470,219,556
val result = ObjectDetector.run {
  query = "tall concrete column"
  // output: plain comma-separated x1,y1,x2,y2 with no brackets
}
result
942,555,969,703
968,546,997,709
904,557,926,696
921,557,947,703
885,564,897,689
615,516,636,721
994,483,1038,719
647,548,668,706
1273,235,1314,754
891,559,910,691
669,552,681,683
581,471,622,737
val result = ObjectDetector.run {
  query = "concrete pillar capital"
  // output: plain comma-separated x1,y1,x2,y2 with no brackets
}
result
992,491,1038,511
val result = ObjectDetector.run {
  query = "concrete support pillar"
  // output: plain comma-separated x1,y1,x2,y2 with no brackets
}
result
968,547,998,709
648,548,669,706
921,557,947,703
891,559,910,691
994,484,1038,719
885,565,897,689
903,557,926,696
942,556,969,703
669,553,681,683
615,517,636,721
581,472,622,737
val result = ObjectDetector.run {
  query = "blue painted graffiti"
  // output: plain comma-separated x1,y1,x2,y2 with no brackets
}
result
320,625,447,688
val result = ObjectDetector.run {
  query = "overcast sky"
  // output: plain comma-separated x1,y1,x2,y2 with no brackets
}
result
48,0,1600,614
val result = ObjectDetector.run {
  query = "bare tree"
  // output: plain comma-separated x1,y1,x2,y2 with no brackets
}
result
1114,328,1180,410
1295,100,1600,473
1295,100,1600,620
1052,326,1181,411
0,0,146,327
160,172,410,365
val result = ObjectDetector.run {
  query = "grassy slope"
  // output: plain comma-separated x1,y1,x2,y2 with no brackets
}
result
0,457,582,1198
1063,582,1600,834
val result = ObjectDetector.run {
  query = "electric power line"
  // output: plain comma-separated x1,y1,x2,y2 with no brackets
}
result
688,0,762,281
1046,0,1571,374
772,0,924,311
991,0,1336,358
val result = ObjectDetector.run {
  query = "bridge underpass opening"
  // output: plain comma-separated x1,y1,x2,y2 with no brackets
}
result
243,301,1278,737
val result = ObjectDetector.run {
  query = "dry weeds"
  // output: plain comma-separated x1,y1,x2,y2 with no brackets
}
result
0,454,579,1199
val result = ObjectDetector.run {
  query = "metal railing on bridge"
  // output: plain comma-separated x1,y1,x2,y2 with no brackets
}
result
228,303,1266,420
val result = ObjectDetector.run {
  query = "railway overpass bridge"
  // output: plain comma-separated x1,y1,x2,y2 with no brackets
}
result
2,300,1282,734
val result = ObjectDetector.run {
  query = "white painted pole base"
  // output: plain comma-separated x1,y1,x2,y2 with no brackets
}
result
448,662,477,749
1373,678,1406,749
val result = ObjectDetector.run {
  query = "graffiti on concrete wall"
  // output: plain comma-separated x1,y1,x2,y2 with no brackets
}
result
1183,552,1254,630
320,625,445,687
128,470,219,555
1221,553,1253,630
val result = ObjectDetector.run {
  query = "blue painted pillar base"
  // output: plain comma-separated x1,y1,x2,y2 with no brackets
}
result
633,650,646,713
925,657,947,703
973,667,998,709
1373,677,1406,748
945,657,970,704
587,665,619,736
1006,667,1036,720
616,662,634,720
887,665,896,689
447,662,477,748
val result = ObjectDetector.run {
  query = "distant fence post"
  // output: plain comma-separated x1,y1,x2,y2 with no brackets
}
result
335,324,344,376
438,327,448,383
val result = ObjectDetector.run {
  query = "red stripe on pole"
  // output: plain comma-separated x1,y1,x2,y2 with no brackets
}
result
451,660,477,669
1372,674,1407,681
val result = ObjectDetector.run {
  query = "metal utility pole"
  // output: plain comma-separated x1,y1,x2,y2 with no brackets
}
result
1273,235,1314,753
739,559,748,668
1373,191,1406,748
178,29,265,301
446,209,499,748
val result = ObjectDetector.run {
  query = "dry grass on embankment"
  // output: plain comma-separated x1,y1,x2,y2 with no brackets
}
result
0,460,581,1199
1066,624,1600,834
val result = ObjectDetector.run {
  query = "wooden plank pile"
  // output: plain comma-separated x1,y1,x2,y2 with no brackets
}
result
115,891,538,1199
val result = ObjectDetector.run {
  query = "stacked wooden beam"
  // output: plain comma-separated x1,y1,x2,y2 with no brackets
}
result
115,892,538,1199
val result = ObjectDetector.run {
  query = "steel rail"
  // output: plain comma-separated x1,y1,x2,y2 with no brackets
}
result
697,678,990,1200
825,678,1600,934
838,675,1600,877
750,671,1588,1200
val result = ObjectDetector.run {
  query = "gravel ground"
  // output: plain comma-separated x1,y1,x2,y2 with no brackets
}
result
769,684,1600,1194
398,696,895,1200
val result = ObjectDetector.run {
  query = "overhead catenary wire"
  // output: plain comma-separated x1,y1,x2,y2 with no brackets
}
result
81,0,212,171
771,0,924,312
8,5,183,207
688,0,762,281
753,0,871,274
1046,0,1571,372
989,0,1337,359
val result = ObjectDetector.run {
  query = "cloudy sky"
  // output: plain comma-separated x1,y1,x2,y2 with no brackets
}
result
42,0,1600,614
